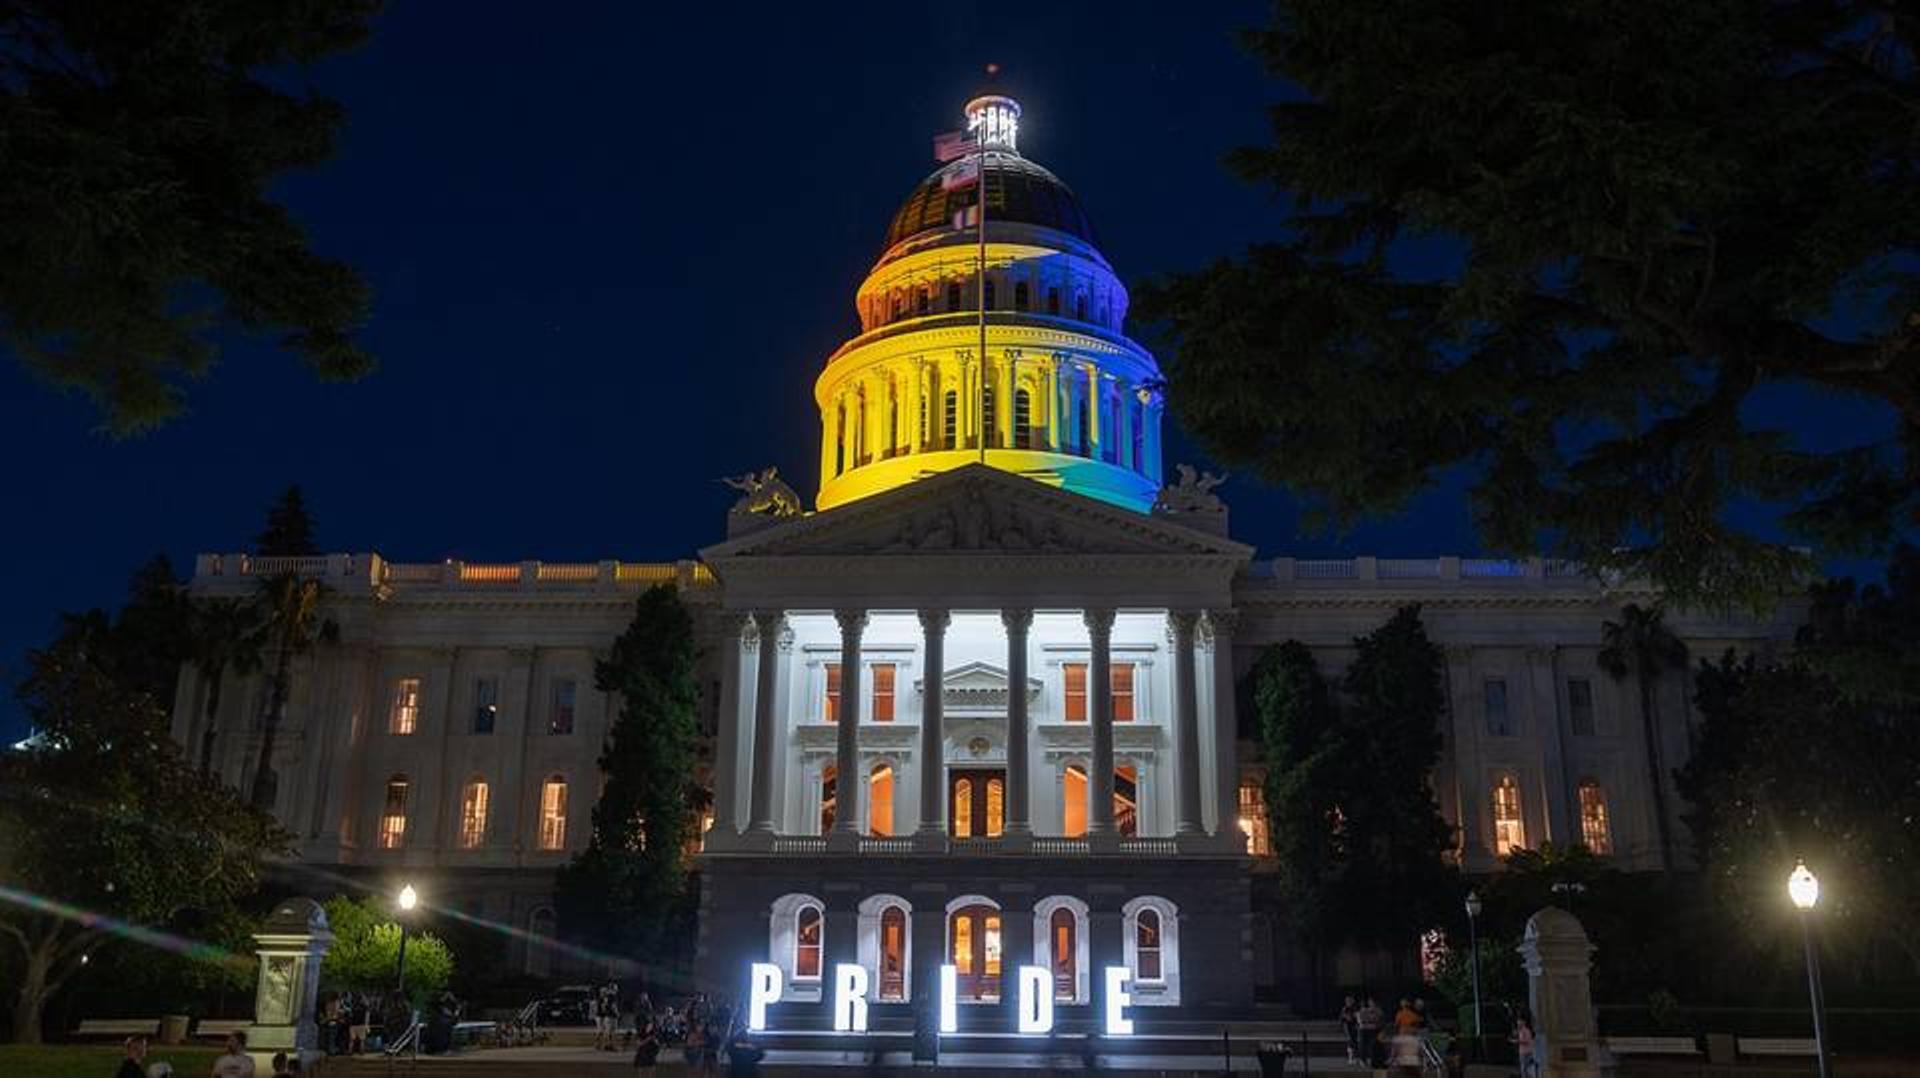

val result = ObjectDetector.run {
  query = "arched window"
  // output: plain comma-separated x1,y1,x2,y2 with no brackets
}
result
889,291,903,321
869,764,894,837
1050,908,1077,999
1014,281,1030,310
879,905,908,1001
1014,388,1032,447
795,904,823,980
947,896,1002,1003
378,775,409,849
942,390,958,449
1122,896,1182,1005
458,778,489,849
820,764,838,835
1135,909,1163,980
1033,896,1090,1004
1577,779,1612,855
982,380,997,447
1062,765,1087,837
538,775,568,850
947,280,962,311
952,776,973,837
525,907,556,977
835,403,847,476
916,287,930,316
1491,775,1525,856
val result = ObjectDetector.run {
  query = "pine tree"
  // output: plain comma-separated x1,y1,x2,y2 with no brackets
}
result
255,485,319,556
555,585,702,962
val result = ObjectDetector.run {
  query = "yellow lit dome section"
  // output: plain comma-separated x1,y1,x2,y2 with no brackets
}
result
814,95,1164,513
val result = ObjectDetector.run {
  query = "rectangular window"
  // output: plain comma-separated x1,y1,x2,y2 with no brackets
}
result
459,781,489,849
1063,663,1088,722
472,677,498,735
378,779,408,849
1578,781,1612,855
916,287,930,315
824,663,842,723
549,678,576,735
538,779,568,850
1014,281,1030,310
1484,678,1512,736
388,678,421,735
1239,781,1271,857
1112,664,1136,722
946,280,962,311
871,663,896,722
1568,677,1595,736
1047,287,1060,315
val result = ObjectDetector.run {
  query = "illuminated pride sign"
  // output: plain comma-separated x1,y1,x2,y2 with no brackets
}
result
747,962,1135,1036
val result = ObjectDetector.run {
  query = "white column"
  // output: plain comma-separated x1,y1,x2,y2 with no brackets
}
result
1084,365,1102,457
711,613,751,839
1085,608,1117,840
1047,355,1063,451
746,609,786,842
831,610,866,847
1528,647,1572,844
915,608,949,849
1003,608,1034,845
1171,611,1204,837
1207,610,1240,848
1117,378,1135,469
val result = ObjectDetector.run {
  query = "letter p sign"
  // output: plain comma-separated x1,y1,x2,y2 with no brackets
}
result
747,962,782,1031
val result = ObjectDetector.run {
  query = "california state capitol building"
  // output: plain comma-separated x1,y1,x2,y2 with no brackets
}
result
169,95,1799,1023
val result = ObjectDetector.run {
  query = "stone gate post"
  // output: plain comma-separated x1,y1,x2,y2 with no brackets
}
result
250,897,333,1066
1516,907,1615,1077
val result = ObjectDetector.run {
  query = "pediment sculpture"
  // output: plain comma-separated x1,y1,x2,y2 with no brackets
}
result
1153,463,1228,515
723,467,803,519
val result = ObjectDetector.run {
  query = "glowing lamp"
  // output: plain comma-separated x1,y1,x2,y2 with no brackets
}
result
1789,862,1819,911
398,884,418,912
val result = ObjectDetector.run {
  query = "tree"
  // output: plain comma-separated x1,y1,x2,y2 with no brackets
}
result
1598,603,1688,872
1795,542,1920,705
1252,606,1458,978
187,595,263,775
110,555,194,703
3,612,287,1042
248,571,336,809
255,485,320,557
0,1,379,435
319,895,453,1003
555,585,702,963
1679,648,1920,976
1135,2,1920,610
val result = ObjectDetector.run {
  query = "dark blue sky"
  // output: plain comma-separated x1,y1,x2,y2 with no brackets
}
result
0,3,1897,742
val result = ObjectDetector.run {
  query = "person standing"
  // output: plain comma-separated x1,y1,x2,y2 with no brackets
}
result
1356,995,1383,1069
631,1009,662,1077
116,1034,148,1078
1512,1013,1537,1078
1339,995,1359,1064
210,1030,256,1078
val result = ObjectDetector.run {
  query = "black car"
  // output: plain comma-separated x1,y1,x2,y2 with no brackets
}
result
536,985,596,1026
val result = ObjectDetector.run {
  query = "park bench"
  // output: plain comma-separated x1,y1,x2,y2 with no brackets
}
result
1739,1037,1817,1057
1605,1036,1700,1056
74,1018,160,1039
193,1018,250,1040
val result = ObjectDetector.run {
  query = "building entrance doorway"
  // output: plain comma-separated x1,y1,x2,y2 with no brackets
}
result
948,904,1002,1002
949,768,1005,837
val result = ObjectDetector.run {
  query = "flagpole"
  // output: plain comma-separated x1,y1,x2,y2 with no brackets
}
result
976,146,990,465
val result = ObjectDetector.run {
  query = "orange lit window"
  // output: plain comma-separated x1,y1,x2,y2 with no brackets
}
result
1064,664,1088,722
869,764,894,837
1578,779,1612,855
824,663,841,723
389,678,420,735
1050,908,1076,1000
378,777,408,849
538,777,568,850
795,906,822,980
871,664,895,722
1135,909,1163,981
458,779,489,849
1492,775,1526,856
1063,766,1087,837
1112,665,1135,722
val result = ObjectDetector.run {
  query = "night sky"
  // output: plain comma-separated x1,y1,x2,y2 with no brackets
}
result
0,3,1898,742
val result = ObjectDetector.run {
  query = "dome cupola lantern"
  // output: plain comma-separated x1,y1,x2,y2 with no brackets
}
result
813,97,1165,513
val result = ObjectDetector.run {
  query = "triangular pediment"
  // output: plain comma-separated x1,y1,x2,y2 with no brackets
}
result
912,661,1042,715
701,465,1253,562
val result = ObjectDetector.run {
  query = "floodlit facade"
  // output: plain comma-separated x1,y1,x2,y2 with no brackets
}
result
169,95,1800,1020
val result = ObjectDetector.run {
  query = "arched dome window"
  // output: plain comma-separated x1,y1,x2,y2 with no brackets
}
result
1122,896,1182,1005
1014,388,1032,448
1033,896,1090,1004
942,390,958,450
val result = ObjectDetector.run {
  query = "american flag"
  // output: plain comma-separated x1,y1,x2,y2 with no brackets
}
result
933,129,978,163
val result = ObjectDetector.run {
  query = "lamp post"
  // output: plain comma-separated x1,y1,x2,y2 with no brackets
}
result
1464,890,1484,1057
395,884,419,996
1788,863,1831,1078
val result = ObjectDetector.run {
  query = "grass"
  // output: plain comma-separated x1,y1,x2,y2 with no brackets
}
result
0,1043,222,1078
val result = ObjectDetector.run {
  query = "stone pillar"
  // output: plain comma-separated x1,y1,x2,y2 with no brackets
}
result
423,646,459,851
1446,646,1491,869
1085,608,1117,842
1002,608,1034,847
1047,355,1063,451
1144,397,1164,480
1084,366,1102,456
1170,611,1204,837
831,610,867,848
711,614,751,841
1116,378,1135,468
915,609,950,850
1517,908,1615,1077
999,889,1034,1031
1208,611,1240,848
1528,647,1572,844
746,610,786,843
505,647,538,855
250,898,333,1066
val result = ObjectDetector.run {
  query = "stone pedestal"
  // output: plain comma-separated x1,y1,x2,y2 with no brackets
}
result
249,897,333,1067
1516,907,1615,1078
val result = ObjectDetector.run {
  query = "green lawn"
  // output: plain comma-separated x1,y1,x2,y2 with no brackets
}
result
0,1043,221,1078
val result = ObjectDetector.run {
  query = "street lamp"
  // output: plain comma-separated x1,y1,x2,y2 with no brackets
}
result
1788,863,1831,1078
1464,890,1484,1055
395,884,419,996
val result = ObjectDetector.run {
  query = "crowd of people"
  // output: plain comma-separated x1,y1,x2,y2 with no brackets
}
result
1337,992,1536,1077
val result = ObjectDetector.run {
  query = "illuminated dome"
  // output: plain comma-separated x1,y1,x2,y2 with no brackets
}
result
814,95,1164,513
